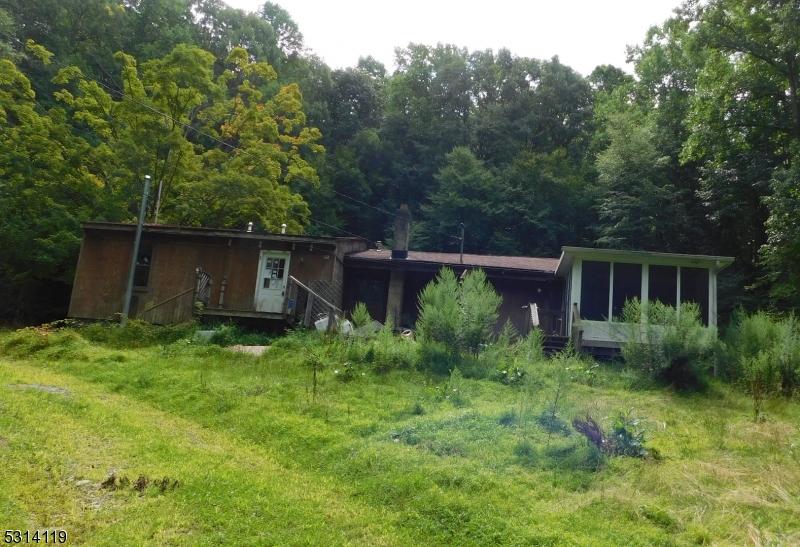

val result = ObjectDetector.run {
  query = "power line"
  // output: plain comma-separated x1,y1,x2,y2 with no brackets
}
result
329,189,397,217
90,74,398,220
306,217,372,241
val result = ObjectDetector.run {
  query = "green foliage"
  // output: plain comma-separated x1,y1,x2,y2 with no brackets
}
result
366,322,417,373
208,324,273,347
79,319,196,348
726,311,800,410
2,325,800,544
621,299,717,389
416,268,501,375
350,302,372,329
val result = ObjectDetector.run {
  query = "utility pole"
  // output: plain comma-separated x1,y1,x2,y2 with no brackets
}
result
153,178,164,224
459,222,465,264
121,175,151,327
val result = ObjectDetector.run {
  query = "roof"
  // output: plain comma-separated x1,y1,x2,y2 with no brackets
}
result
346,249,560,274
81,221,363,246
556,246,735,276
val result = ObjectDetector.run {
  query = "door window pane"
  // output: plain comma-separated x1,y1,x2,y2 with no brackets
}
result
580,261,610,321
612,263,642,320
264,257,286,282
680,267,709,326
648,265,677,307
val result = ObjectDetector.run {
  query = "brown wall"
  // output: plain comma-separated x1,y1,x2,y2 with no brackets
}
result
68,232,134,320
342,263,565,334
69,228,362,324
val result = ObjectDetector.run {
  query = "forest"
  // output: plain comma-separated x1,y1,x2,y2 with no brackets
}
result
0,0,798,323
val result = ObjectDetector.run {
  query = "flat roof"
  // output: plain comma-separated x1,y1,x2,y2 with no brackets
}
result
556,246,735,276
346,249,560,274
82,221,363,246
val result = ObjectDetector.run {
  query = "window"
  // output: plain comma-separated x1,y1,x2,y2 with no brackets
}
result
133,249,152,287
680,267,709,325
648,265,677,307
612,263,642,320
262,257,286,289
580,260,610,321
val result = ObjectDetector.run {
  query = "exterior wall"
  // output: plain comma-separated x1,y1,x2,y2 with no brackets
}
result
68,231,134,320
342,263,565,334
69,227,362,324
342,267,390,322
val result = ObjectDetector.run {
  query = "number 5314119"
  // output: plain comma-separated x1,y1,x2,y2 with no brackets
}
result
3,530,67,544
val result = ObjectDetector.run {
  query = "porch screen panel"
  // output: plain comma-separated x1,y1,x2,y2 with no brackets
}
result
680,267,709,325
580,261,610,321
612,263,642,320
648,265,677,307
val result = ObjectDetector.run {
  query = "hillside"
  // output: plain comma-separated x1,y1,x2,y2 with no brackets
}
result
1,327,798,545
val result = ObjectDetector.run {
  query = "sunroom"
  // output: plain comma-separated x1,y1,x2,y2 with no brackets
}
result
556,247,734,349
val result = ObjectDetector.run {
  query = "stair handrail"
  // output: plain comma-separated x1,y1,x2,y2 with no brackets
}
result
288,276,342,315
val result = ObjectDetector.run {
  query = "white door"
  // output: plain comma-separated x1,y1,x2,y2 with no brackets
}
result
254,251,290,313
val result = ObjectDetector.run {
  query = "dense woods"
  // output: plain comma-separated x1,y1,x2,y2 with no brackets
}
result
0,0,798,322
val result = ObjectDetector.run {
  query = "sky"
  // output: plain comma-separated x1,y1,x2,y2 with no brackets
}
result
224,0,682,76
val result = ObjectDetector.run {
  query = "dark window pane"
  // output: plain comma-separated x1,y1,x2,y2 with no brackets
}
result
580,261,610,321
133,250,151,287
612,263,642,320
648,265,677,307
680,267,709,326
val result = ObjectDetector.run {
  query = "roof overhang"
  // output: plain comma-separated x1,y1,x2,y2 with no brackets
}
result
344,254,557,280
81,221,359,248
555,246,735,277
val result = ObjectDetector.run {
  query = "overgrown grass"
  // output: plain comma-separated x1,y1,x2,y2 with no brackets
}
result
1,326,799,545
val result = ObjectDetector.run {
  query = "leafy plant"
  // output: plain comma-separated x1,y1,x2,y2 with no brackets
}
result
572,412,650,458
621,299,717,390
416,268,501,374
350,302,372,329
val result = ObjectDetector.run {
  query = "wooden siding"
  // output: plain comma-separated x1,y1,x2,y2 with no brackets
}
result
69,226,365,324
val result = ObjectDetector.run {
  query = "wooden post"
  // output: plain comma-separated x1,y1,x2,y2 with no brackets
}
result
572,303,583,353
303,293,315,327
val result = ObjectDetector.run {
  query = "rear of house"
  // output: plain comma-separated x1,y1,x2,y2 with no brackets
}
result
68,220,733,354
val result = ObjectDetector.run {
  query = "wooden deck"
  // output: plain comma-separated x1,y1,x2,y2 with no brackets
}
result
200,308,286,321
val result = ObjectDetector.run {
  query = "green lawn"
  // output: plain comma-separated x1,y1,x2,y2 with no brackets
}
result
0,328,798,545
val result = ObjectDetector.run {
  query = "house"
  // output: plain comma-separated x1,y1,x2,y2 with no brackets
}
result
68,216,733,352
68,222,367,324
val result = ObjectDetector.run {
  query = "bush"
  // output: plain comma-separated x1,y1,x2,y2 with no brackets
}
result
571,413,650,458
368,322,417,373
416,267,501,374
80,320,197,348
726,311,800,397
350,302,372,329
621,299,717,390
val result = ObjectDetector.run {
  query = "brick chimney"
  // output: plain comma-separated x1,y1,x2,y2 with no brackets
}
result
391,204,411,259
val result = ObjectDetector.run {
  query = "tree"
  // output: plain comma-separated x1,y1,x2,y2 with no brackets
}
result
53,44,322,232
595,109,697,251
415,147,500,253
0,51,103,321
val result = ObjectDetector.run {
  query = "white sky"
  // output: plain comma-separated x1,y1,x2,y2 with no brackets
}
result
224,0,682,75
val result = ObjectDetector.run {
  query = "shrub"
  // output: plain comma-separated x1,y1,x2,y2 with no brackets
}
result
350,302,372,329
571,413,650,458
621,299,717,389
366,322,417,373
80,320,197,348
742,351,779,421
416,267,501,374
726,311,800,397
